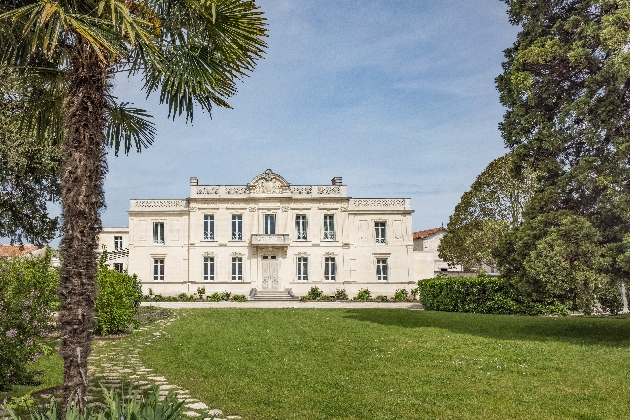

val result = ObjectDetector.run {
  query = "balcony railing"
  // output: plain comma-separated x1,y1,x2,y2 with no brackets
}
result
251,234,291,246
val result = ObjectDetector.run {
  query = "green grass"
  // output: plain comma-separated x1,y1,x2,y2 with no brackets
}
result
138,309,630,420
0,343,63,401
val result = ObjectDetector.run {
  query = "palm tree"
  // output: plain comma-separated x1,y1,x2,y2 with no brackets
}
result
0,0,266,407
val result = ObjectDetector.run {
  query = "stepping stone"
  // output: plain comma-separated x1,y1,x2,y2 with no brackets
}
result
226,416,242,420
187,402,208,410
148,376,167,381
101,363,113,367
159,384,177,390
183,412,201,417
206,409,223,417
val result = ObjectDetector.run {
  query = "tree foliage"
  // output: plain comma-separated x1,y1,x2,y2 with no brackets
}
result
439,153,536,270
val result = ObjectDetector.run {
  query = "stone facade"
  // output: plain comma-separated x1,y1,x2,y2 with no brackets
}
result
99,170,417,297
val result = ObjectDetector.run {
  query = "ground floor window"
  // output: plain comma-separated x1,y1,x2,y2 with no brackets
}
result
203,257,215,281
231,257,243,281
324,257,336,281
113,263,124,273
153,258,164,281
297,257,308,281
376,259,388,281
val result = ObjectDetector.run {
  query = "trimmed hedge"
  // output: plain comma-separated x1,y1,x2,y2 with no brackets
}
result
95,261,143,335
418,276,569,315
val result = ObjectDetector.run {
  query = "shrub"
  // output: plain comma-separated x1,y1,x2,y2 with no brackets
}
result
393,288,409,301
304,286,323,301
333,289,349,300
410,287,420,300
196,287,206,300
220,291,231,301
596,280,624,315
376,295,388,302
417,275,569,315
354,288,372,301
208,292,222,302
0,249,59,391
231,294,247,302
95,256,143,336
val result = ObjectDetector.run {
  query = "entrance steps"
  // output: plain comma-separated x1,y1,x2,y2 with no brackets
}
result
249,288,299,301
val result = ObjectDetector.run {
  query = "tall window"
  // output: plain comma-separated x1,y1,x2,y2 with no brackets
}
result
231,257,243,281
203,215,214,240
296,215,307,240
375,222,386,244
323,215,335,240
232,215,242,240
153,222,165,244
153,258,164,281
203,257,215,281
297,257,308,281
324,257,336,281
114,236,123,251
376,259,388,281
264,214,276,234
113,263,123,272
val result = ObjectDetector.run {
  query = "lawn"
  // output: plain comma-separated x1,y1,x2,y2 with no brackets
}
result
138,309,630,420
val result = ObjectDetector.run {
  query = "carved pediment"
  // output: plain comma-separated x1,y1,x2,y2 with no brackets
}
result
248,169,290,195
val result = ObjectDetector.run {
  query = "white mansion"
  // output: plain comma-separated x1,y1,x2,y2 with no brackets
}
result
99,169,442,298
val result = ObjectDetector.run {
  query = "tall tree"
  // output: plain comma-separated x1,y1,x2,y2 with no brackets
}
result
495,0,630,293
0,0,266,407
439,153,536,270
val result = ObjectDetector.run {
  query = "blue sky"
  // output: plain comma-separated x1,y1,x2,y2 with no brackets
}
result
100,0,518,233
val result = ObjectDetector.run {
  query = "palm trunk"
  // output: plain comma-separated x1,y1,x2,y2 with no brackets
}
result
58,43,109,409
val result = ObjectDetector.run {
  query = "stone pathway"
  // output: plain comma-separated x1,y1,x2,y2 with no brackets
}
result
85,312,241,420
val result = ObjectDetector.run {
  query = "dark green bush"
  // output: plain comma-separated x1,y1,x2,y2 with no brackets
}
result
231,294,247,302
354,288,372,301
333,289,348,300
418,276,569,315
0,249,59,391
376,295,388,302
393,288,409,301
95,258,143,335
596,280,624,315
304,286,323,301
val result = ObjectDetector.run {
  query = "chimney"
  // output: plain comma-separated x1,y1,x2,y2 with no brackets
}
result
331,176,342,186
190,177,198,186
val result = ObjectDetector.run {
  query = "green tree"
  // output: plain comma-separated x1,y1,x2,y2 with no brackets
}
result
439,153,536,270
496,0,630,294
0,0,266,407
0,69,61,245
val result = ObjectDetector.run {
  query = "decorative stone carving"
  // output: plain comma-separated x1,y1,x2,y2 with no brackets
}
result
317,186,340,195
133,200,186,209
249,206,257,212
196,186,219,195
352,199,406,208
340,204,349,212
203,251,216,257
291,186,312,195
248,169,291,195
281,206,290,212
324,251,337,257
225,186,248,195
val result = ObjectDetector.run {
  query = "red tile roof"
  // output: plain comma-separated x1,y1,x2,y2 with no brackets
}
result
412,227,446,239
0,245,39,257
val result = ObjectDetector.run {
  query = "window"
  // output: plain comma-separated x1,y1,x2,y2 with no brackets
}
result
203,215,214,240
264,214,276,234
232,215,242,240
153,222,165,244
376,259,388,281
324,257,336,281
297,257,308,281
375,221,386,244
153,259,164,281
113,263,123,272
323,215,335,240
296,215,307,240
114,236,123,251
203,257,215,281
231,257,243,281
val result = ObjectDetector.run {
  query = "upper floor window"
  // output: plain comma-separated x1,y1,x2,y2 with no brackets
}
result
323,215,335,241
113,263,124,272
153,222,164,244
375,222,386,244
203,215,215,240
232,215,242,240
297,257,308,281
264,214,276,235
376,259,388,281
231,257,243,281
324,257,336,281
203,257,215,281
114,236,123,251
153,258,164,281
296,215,307,240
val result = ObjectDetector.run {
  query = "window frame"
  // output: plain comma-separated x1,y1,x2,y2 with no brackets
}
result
153,222,165,245
231,215,243,241
231,256,243,281
114,236,123,251
324,256,336,281
323,214,335,241
264,214,276,235
376,258,388,282
375,221,387,244
153,258,164,281
203,215,215,241
203,256,215,281
113,263,124,273
297,257,308,281
295,214,308,240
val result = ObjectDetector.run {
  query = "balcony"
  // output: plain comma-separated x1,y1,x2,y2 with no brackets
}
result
251,234,291,246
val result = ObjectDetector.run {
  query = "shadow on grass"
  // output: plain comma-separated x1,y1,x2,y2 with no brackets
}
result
343,309,630,347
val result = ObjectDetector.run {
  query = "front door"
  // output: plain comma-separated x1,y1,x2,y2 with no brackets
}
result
261,255,279,289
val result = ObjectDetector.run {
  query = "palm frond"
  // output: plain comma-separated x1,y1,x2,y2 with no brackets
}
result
105,100,156,155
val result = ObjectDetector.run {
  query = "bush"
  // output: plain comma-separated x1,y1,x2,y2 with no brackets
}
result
333,289,348,300
596,280,624,315
207,291,231,302
354,288,372,301
0,249,59,391
231,294,247,302
376,295,388,302
95,256,143,336
418,275,569,315
303,286,323,301
393,288,409,301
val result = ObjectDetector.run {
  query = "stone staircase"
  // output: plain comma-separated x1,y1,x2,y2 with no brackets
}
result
249,288,299,301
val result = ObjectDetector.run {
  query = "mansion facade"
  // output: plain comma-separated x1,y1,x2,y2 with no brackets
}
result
99,170,419,297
